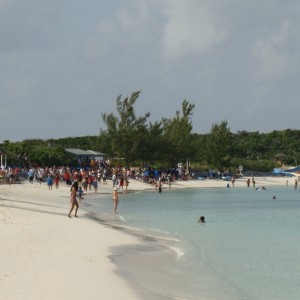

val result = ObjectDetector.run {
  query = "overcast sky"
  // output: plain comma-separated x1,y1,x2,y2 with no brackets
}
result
1,0,300,142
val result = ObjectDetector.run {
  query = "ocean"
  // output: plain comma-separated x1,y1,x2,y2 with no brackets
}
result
81,183,300,300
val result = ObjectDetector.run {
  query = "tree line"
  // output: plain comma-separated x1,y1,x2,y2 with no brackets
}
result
1,91,300,172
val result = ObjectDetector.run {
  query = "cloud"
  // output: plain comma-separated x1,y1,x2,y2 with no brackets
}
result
161,0,228,60
1,0,300,142
0,0,61,54
252,19,300,81
84,0,229,61
84,0,161,60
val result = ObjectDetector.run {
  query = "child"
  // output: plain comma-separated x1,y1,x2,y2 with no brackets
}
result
77,186,84,199
46,174,53,190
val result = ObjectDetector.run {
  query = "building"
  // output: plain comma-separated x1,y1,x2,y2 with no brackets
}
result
65,148,107,167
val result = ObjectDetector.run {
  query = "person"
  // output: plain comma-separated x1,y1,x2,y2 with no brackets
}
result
158,176,162,193
273,195,276,199
231,176,235,187
158,182,162,193
198,216,205,223
77,186,84,200
119,175,124,189
124,176,129,190
82,178,87,192
93,178,98,192
112,186,119,213
46,174,53,190
102,169,107,184
112,173,117,187
37,169,44,184
246,178,250,187
54,174,60,189
87,175,92,190
167,173,172,187
28,169,34,183
68,181,79,218
64,171,71,186
255,186,266,190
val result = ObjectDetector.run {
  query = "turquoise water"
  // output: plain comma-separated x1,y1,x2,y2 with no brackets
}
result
82,184,300,299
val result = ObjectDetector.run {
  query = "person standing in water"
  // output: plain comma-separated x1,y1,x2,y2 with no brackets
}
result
112,187,119,213
68,181,79,218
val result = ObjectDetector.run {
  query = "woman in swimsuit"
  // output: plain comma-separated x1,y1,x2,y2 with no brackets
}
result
68,181,79,218
112,187,119,213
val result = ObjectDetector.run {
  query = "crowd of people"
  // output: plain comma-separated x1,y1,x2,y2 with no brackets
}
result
0,165,109,188
0,167,24,184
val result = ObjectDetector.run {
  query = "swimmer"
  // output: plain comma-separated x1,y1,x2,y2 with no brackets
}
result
255,186,267,191
273,195,276,199
198,216,205,223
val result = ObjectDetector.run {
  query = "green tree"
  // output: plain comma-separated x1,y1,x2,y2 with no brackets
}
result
206,120,232,170
136,121,165,166
1,140,30,166
192,133,210,164
28,146,74,167
100,91,150,168
162,100,195,166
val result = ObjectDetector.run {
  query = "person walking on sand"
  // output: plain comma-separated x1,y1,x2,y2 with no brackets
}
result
112,187,119,213
46,174,53,190
68,181,79,218
102,169,107,184
54,174,60,189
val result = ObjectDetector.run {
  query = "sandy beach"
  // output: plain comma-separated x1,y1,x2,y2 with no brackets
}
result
0,175,295,299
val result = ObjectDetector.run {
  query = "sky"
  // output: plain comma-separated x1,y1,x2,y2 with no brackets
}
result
1,0,300,142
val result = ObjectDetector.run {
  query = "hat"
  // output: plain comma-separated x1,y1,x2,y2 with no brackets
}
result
113,187,117,191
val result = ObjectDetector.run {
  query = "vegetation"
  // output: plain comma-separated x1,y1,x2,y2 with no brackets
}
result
161,100,196,167
206,121,232,170
1,91,300,172
100,91,152,169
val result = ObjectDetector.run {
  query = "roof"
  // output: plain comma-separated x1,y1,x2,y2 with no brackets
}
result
285,165,300,172
65,148,106,156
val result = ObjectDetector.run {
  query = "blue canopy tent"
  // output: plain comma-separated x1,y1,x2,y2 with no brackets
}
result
284,166,300,173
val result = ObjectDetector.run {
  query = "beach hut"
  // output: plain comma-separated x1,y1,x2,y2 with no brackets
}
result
0,149,7,170
65,148,107,167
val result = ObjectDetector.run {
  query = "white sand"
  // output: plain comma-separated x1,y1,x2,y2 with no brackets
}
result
0,175,296,299
0,182,141,300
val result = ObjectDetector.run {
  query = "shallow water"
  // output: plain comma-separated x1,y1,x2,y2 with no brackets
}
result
82,184,300,300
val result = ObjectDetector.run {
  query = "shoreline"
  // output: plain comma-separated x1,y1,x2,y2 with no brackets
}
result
0,175,296,299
